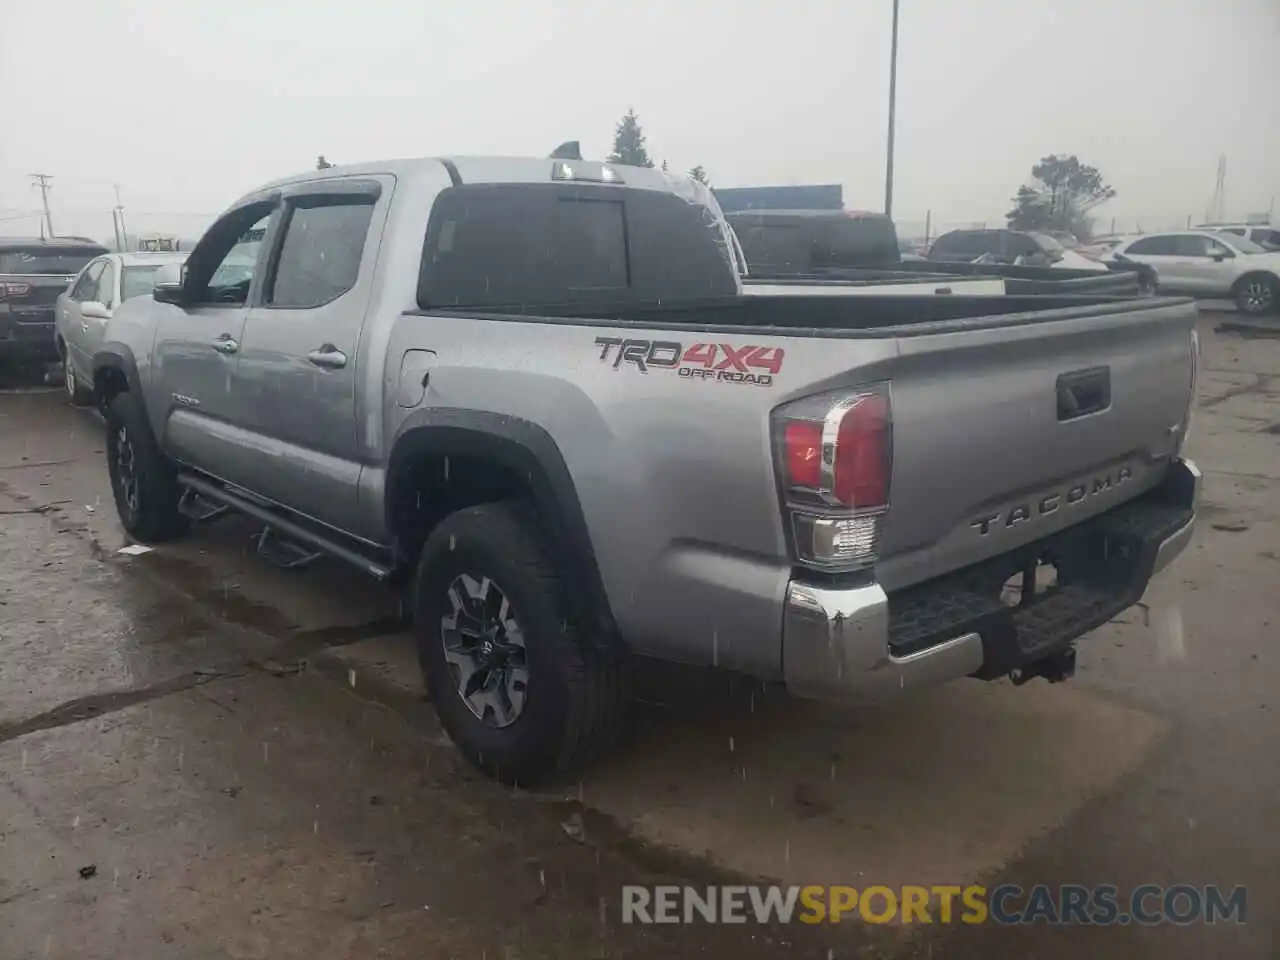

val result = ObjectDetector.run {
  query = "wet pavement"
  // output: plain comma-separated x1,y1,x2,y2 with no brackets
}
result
1,314,1277,958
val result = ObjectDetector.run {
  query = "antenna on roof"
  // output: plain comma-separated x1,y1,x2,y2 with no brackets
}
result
549,141,582,161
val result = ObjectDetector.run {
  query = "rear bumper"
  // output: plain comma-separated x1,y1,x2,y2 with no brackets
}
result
0,306,59,358
783,457,1200,703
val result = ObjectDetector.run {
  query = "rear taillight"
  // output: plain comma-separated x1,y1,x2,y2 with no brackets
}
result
0,282,31,300
773,386,892,572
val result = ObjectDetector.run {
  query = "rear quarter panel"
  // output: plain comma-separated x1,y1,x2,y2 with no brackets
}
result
380,310,895,678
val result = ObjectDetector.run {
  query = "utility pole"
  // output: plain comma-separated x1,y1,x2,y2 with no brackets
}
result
114,184,129,252
883,0,901,218
29,173,54,238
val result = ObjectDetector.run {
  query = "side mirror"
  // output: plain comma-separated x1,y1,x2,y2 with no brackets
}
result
80,300,111,320
153,281,184,305
1212,252,1232,262
152,263,186,305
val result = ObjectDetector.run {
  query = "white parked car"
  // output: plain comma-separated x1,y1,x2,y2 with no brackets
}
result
55,251,187,404
1193,223,1280,251
1107,231,1279,315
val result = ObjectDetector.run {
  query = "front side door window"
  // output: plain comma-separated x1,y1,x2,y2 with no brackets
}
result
94,261,117,308
183,203,277,307
69,261,105,302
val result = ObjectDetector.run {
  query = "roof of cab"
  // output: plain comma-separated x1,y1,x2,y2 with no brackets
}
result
239,156,686,204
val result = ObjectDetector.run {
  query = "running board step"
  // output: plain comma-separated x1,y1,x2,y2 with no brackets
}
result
255,526,324,570
177,488,232,523
175,474,392,581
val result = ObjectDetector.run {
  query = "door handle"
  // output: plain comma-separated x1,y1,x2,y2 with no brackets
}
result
306,345,348,369
80,323,89,334
211,336,239,355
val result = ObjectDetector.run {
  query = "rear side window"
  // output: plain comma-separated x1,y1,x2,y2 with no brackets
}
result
419,184,738,309
929,231,985,258
268,200,374,308
1251,229,1280,247
730,220,809,271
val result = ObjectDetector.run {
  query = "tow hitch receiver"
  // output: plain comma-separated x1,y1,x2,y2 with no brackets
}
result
1009,645,1077,686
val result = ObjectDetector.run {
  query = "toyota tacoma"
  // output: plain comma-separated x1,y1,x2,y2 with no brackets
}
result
91,157,1201,784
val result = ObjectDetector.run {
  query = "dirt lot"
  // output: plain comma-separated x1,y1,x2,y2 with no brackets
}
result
1,314,1277,958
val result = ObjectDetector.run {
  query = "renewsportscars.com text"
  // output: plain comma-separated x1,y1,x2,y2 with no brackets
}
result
621,884,1247,926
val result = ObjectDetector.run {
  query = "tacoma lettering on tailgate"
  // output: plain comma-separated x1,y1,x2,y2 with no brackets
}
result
594,337,784,387
970,466,1134,536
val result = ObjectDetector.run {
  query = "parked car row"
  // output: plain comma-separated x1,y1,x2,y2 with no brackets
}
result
725,211,1154,296
77,156,1201,785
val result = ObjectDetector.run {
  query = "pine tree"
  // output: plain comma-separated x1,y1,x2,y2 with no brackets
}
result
688,165,709,186
608,110,653,168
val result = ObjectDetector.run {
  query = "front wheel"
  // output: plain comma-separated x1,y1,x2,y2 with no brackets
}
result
413,501,629,785
104,393,189,542
1235,274,1276,316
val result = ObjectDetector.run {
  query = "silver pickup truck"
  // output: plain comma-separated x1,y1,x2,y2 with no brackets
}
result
91,157,1201,784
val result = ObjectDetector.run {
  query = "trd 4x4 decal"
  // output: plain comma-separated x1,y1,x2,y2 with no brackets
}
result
594,337,784,387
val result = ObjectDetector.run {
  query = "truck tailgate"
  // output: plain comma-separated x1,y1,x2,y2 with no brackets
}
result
874,299,1196,591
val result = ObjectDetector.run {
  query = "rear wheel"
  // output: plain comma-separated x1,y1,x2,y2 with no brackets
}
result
1234,273,1276,315
413,500,629,785
105,392,189,542
64,358,94,406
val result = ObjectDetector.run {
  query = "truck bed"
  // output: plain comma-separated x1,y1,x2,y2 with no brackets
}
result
419,292,1197,598
745,262,1146,297
461,292,1182,336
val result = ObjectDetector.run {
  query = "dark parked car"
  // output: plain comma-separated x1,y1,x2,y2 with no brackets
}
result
926,228,1101,268
0,237,109,361
727,211,1152,296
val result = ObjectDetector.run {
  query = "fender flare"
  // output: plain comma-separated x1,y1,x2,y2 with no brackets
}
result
387,409,619,650
91,341,143,399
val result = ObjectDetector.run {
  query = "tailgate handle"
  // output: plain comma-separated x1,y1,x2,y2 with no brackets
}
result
1057,366,1111,421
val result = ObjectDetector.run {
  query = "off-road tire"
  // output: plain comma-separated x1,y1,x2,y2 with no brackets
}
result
105,392,190,542
413,500,630,785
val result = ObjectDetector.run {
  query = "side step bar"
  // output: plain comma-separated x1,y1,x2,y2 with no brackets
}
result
176,474,392,582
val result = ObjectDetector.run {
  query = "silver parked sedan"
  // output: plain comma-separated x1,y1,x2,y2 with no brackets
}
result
56,251,186,404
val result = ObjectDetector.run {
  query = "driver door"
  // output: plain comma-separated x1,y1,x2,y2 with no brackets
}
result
151,201,279,485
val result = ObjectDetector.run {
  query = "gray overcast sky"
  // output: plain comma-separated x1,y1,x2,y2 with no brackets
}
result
2,0,1277,240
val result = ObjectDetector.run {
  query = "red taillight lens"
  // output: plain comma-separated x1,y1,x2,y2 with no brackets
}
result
834,394,889,507
784,420,823,490
773,386,892,572
0,282,31,300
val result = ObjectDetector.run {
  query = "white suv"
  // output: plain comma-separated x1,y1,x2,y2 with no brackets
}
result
1194,223,1280,251
1108,231,1279,315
